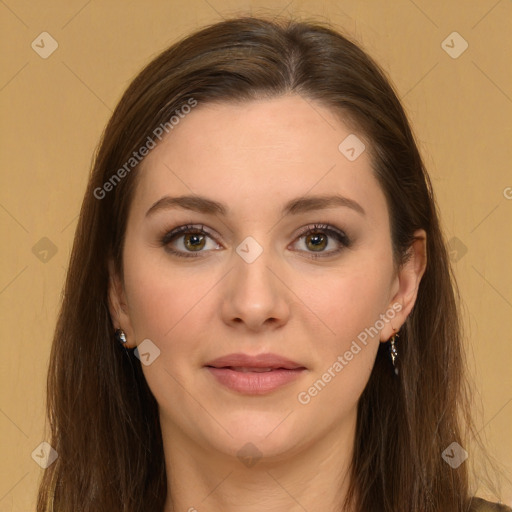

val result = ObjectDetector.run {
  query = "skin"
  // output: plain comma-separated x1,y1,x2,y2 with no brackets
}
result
108,94,427,512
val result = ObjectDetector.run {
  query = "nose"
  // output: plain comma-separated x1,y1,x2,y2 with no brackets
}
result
220,244,291,332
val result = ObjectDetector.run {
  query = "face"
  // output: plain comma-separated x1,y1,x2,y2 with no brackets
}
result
109,94,426,462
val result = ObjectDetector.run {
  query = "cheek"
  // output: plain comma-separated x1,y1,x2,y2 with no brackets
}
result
293,255,393,403
122,245,202,342
299,260,393,347
121,255,212,405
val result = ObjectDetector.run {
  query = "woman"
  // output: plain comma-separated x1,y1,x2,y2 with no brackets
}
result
36,15,510,512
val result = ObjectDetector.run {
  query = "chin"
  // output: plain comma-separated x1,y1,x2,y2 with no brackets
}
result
207,410,309,461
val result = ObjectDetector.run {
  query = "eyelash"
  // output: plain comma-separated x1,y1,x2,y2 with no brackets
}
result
160,223,351,259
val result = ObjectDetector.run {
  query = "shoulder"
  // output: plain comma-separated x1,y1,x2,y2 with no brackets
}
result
469,497,512,512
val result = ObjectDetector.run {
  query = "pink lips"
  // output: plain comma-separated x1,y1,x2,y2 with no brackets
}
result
205,353,307,395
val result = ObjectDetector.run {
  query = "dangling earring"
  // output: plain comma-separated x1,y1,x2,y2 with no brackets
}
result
389,331,399,376
115,328,127,345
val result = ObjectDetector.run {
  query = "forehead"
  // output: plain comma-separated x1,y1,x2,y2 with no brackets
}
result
131,95,386,221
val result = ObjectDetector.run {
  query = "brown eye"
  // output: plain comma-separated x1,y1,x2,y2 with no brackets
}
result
183,233,206,251
161,224,221,258
293,224,351,258
305,232,328,252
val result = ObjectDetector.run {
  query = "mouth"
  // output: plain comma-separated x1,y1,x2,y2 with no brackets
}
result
206,366,299,372
205,352,305,370
204,353,307,395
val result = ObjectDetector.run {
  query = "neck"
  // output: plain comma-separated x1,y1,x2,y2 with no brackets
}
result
161,411,357,512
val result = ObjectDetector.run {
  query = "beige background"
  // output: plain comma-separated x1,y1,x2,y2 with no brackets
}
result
0,0,511,509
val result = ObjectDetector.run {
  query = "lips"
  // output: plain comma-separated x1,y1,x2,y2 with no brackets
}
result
205,352,305,371
229,367,275,372
204,353,307,395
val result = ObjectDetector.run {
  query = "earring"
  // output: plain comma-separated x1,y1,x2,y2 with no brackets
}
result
115,328,127,345
389,331,399,376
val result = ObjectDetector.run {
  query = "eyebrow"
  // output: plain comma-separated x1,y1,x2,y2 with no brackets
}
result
145,193,366,218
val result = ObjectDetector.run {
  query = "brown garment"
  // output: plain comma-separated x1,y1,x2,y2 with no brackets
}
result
469,497,512,511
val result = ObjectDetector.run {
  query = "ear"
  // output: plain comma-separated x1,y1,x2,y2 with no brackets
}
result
107,258,135,348
380,229,427,342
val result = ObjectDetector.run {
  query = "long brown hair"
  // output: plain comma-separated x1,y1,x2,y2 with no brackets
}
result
37,15,495,511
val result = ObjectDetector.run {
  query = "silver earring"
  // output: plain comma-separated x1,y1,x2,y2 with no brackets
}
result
389,332,399,375
115,329,127,345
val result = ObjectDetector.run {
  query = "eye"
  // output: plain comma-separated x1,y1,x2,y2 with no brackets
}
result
160,223,351,259
160,224,221,258
291,223,351,258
